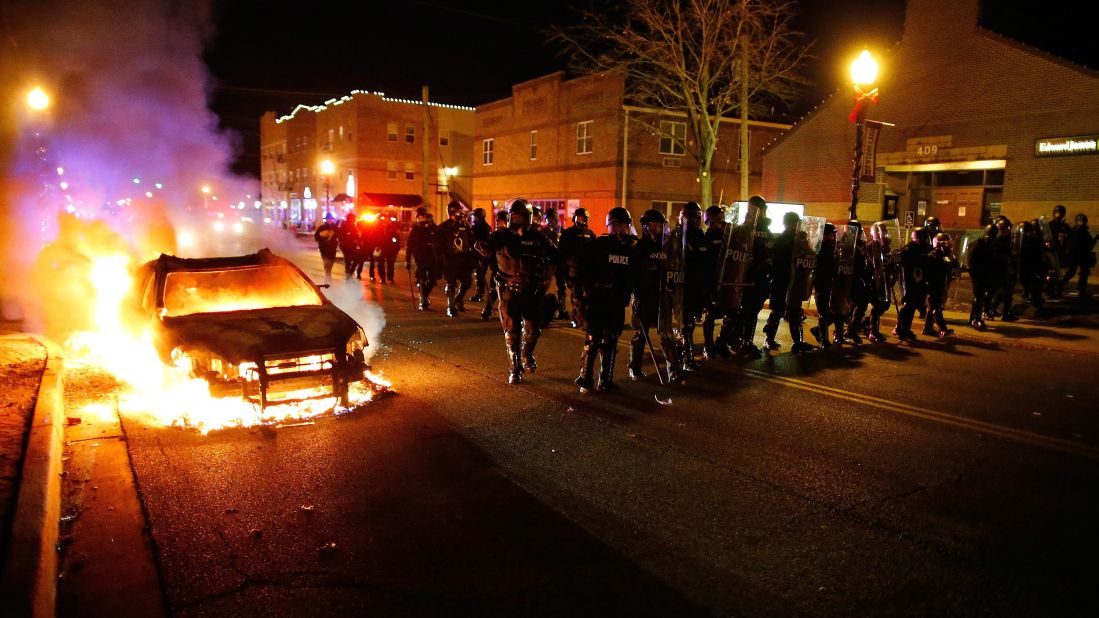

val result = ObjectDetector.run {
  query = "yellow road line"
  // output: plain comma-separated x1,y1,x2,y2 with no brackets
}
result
742,368,1099,461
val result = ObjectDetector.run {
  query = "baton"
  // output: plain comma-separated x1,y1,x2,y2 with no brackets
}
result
406,258,417,309
639,319,667,386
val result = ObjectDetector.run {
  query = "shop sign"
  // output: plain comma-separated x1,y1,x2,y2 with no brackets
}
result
1035,135,1099,157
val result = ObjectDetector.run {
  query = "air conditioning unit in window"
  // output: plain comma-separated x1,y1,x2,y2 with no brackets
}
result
662,157,682,168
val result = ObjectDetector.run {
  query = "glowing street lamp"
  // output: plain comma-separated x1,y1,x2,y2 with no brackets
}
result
320,159,335,216
26,86,50,111
848,49,879,221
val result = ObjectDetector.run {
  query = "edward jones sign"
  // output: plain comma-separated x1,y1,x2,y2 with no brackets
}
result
1035,135,1099,157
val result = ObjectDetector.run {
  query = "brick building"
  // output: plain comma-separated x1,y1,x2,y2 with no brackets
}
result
259,91,474,229
472,72,790,227
762,0,1099,229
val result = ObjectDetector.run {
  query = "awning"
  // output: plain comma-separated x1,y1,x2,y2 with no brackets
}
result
358,193,423,208
332,193,353,203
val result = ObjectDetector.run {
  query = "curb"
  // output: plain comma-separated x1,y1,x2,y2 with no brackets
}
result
2,335,64,618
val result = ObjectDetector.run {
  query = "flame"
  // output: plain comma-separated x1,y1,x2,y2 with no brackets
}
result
66,252,389,434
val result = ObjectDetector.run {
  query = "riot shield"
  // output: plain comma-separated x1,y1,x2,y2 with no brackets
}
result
871,218,903,307
657,218,687,339
1038,215,1061,280
786,216,826,310
714,204,754,311
1010,223,1025,275
828,223,858,317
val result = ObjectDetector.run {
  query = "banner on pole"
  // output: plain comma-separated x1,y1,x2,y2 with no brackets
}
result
860,120,883,183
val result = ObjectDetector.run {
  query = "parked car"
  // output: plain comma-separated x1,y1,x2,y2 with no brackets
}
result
128,249,369,409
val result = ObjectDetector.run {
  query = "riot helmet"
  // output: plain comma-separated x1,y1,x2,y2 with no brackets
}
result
747,195,768,214
782,211,800,230
704,205,725,227
1076,213,1089,226
606,206,633,229
910,226,929,246
822,222,837,237
572,207,589,223
1053,204,1066,220
447,200,464,219
982,224,997,240
680,201,703,227
994,215,1012,234
508,198,533,231
531,206,543,227
472,207,486,221
924,215,942,235
640,209,666,239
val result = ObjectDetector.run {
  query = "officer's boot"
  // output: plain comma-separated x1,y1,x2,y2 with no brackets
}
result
416,283,428,311
504,333,523,384
846,314,863,344
575,335,599,392
810,316,829,348
627,332,646,380
422,280,434,308
681,325,699,372
740,317,763,357
597,337,620,391
702,318,718,360
922,308,937,335
834,320,847,345
470,274,484,303
790,320,815,354
521,338,538,373
665,343,683,383
869,312,885,342
456,284,468,311
445,285,458,317
716,319,737,358
762,318,781,350
481,292,493,321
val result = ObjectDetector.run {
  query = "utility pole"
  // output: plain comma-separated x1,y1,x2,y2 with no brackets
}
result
421,85,432,217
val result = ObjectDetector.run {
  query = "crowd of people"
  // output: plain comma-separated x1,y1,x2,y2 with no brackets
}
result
312,210,403,286
315,198,1097,392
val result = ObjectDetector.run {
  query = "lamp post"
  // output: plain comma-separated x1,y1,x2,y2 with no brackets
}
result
848,49,879,222
26,86,50,111
201,184,211,210
320,159,334,217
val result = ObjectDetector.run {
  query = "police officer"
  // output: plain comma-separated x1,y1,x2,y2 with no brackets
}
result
575,207,638,392
681,202,709,369
845,224,870,344
701,205,728,359
337,212,361,280
1019,220,1046,309
731,196,772,357
1046,204,1070,297
923,232,955,337
558,208,598,328
377,210,401,284
406,208,439,310
480,209,510,320
435,200,476,317
476,199,559,383
987,215,1018,321
1061,213,1096,300
762,211,801,350
314,212,340,285
470,208,492,302
809,223,837,348
628,209,682,383
896,227,931,341
967,224,998,330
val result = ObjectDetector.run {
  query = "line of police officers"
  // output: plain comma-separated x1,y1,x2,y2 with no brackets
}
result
402,197,1093,392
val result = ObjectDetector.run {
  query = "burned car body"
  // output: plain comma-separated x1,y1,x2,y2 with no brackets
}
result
129,249,369,408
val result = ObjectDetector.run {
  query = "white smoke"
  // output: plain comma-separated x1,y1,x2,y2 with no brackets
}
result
320,284,387,363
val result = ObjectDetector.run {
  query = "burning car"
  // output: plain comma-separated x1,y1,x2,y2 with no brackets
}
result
128,249,369,409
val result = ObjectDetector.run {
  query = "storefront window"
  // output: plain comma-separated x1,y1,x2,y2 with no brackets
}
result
984,169,1005,186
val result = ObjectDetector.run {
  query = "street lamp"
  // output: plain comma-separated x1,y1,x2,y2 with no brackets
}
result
320,159,334,216
848,49,879,221
201,185,211,209
26,86,50,111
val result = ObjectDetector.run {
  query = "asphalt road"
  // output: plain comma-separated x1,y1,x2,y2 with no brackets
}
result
103,243,1099,616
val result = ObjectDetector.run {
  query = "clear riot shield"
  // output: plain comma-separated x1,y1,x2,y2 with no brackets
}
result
871,218,903,307
785,216,826,310
657,218,687,339
1038,215,1061,276
1010,222,1025,281
714,204,754,310
828,223,859,317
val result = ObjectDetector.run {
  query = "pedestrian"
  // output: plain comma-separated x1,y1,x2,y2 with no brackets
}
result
313,212,339,285
558,208,597,328
628,209,682,382
407,208,438,310
475,199,559,384
574,207,638,392
1061,213,1096,300
435,200,476,317
337,213,361,280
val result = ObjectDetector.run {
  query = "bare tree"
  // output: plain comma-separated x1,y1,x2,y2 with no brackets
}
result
552,0,810,206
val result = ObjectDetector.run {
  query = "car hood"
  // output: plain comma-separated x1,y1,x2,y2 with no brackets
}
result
160,304,360,364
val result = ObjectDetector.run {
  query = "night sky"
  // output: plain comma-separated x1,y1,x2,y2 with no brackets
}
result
202,0,1098,177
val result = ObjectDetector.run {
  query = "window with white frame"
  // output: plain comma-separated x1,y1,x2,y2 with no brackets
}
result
530,130,538,160
576,121,593,155
404,162,415,181
482,138,494,165
659,121,686,156
387,161,397,181
387,122,397,141
405,126,415,144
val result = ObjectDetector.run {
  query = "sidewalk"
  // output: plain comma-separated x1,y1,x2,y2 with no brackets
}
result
1,323,65,617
